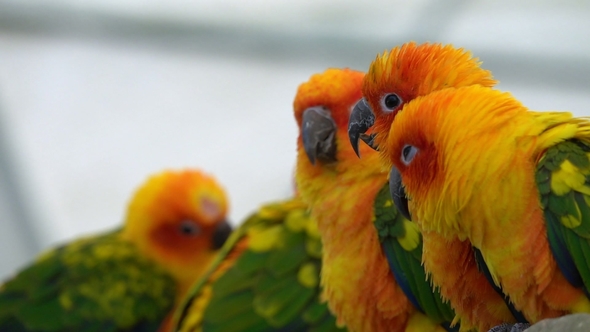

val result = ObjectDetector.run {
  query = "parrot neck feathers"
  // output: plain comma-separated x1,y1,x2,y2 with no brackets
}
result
296,141,414,331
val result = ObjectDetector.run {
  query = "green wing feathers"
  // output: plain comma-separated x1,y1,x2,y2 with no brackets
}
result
175,198,344,332
0,231,175,332
373,183,456,329
538,140,590,294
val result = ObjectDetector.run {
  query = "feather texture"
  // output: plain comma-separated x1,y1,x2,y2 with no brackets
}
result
295,68,453,332
385,85,590,326
0,169,230,332
361,42,497,159
174,199,343,332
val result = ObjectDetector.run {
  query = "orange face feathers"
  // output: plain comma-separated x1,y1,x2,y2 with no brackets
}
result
360,42,497,158
364,42,496,99
123,169,231,286
386,86,528,232
387,85,526,173
294,68,379,174
294,68,365,129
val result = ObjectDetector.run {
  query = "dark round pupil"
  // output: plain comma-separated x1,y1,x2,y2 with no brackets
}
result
384,94,401,109
402,146,411,160
179,220,199,235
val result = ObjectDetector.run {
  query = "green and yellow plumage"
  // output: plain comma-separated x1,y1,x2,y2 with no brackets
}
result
0,232,175,331
539,140,590,298
175,198,344,332
0,169,232,332
373,184,456,329
384,85,590,326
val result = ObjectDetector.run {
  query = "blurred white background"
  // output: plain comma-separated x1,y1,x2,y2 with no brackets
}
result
0,0,589,278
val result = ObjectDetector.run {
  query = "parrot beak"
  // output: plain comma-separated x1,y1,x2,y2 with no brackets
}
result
302,106,337,165
389,166,411,221
348,98,378,157
212,220,232,249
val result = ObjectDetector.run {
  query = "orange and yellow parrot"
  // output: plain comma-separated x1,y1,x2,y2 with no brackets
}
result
0,169,232,332
385,85,590,326
295,67,460,332
173,72,372,332
347,42,531,331
348,42,496,158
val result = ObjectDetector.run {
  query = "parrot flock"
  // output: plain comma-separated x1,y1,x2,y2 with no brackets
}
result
1,41,590,332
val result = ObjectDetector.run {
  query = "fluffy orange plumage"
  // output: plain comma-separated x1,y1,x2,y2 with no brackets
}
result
386,85,590,325
295,68,444,332
361,42,497,160
349,43,515,331
123,169,230,298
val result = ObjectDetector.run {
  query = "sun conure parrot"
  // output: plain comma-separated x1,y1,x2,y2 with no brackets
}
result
293,67,461,332
384,85,590,326
347,42,528,331
348,41,497,157
0,169,232,332
173,197,344,332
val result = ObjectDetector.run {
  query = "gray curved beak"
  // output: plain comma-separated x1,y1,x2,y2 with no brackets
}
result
389,166,411,221
302,106,337,165
212,220,232,249
348,98,377,157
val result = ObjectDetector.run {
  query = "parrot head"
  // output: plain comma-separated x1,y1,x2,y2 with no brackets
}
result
348,42,497,159
294,68,371,169
122,169,232,290
385,85,526,237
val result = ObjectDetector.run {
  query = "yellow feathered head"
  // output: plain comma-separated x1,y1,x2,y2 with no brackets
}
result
385,85,529,237
349,42,497,162
123,169,231,287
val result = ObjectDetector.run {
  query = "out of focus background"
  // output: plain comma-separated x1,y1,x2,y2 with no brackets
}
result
0,0,589,278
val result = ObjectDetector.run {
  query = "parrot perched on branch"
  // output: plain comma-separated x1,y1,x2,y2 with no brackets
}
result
384,85,590,326
294,67,458,332
173,198,344,332
348,42,528,331
0,169,232,332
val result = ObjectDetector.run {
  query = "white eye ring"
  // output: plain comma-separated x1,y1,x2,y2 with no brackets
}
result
401,145,418,165
380,93,402,113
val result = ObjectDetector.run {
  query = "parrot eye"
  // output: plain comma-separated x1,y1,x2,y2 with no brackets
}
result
381,93,402,113
401,145,418,165
178,220,201,237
